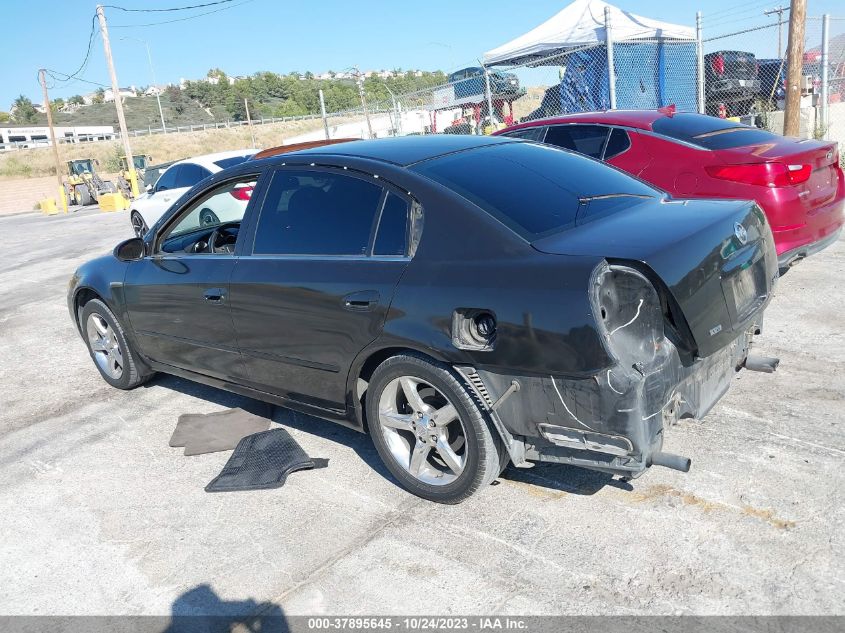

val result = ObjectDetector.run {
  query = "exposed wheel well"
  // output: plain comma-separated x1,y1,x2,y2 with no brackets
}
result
354,346,443,432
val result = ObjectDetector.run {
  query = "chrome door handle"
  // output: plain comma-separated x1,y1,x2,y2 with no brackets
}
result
203,288,226,303
343,290,379,311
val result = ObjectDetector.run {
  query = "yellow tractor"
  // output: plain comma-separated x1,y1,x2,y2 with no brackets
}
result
117,154,151,199
64,159,117,207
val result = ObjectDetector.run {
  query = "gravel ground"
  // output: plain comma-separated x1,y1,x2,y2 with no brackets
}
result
0,208,842,618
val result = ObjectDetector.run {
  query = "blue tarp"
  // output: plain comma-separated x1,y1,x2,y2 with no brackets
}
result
546,41,698,116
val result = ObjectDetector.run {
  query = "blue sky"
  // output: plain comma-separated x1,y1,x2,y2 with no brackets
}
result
3,0,843,111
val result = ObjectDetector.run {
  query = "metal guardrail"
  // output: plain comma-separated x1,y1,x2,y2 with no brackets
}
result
0,111,333,152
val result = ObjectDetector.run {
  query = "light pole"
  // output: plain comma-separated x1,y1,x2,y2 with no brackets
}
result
121,36,166,133
383,83,400,136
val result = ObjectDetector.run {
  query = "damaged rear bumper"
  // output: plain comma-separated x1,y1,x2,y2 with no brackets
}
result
458,325,762,476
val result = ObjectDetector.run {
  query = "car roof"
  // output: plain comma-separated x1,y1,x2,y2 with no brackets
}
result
173,148,258,171
503,110,670,132
258,134,517,167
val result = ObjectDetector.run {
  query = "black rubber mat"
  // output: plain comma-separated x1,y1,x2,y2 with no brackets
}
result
205,428,328,492
169,407,271,456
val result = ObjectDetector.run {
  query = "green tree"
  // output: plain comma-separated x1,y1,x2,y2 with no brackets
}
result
51,97,65,113
92,88,105,105
11,95,38,123
0,111,9,123
165,86,187,115
68,95,84,106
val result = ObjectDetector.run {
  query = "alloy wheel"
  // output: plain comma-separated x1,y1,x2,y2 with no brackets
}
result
86,313,124,380
131,213,147,237
377,376,468,486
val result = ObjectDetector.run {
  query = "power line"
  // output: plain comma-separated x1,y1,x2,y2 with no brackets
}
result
109,0,254,27
42,69,110,89
700,0,771,23
49,14,99,84
102,0,236,12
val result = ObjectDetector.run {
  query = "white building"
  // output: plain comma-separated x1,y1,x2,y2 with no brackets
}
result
0,125,116,149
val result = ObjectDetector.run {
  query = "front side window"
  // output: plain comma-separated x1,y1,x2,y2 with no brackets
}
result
159,176,258,252
254,170,384,256
543,125,609,159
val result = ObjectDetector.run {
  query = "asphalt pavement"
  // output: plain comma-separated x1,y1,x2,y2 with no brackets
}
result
0,208,842,618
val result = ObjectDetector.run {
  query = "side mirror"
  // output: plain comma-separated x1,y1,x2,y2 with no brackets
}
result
114,237,145,262
94,159,100,166
145,183,153,192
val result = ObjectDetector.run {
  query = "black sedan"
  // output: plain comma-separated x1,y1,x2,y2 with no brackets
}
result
68,135,779,503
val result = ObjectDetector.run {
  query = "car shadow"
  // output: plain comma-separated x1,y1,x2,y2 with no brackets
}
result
162,583,288,632
147,374,632,497
500,461,634,495
146,374,397,484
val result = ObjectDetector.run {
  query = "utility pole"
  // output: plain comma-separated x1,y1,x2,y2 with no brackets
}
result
244,98,256,148
783,0,806,137
97,4,139,198
764,6,788,58
318,89,330,140
39,69,67,213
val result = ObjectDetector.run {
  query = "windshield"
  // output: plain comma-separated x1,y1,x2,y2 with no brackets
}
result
652,113,780,150
214,155,253,170
412,141,657,239
72,160,94,174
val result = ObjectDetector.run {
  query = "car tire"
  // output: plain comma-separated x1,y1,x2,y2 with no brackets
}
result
130,210,148,237
79,298,152,390
366,352,506,504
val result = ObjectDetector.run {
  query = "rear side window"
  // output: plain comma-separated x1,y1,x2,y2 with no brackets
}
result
155,165,179,191
176,163,211,188
501,127,546,142
652,113,778,150
254,170,384,256
544,125,609,158
373,193,409,256
413,142,657,239
603,128,631,159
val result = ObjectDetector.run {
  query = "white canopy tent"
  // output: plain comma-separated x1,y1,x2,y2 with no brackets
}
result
483,0,695,67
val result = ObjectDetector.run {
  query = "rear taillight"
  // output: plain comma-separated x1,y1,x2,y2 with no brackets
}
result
706,162,813,187
230,185,253,200
711,54,725,76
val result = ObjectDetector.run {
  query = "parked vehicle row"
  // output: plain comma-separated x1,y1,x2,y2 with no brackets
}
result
496,109,844,271
71,129,794,503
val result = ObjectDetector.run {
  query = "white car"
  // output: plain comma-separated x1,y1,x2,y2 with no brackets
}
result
130,149,257,236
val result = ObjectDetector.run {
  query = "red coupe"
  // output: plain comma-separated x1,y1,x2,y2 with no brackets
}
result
495,110,844,270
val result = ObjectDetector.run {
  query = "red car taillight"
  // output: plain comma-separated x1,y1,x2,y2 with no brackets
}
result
230,185,253,200
706,162,813,187
711,54,725,76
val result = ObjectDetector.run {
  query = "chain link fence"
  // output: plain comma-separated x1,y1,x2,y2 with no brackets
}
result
283,5,844,160
6,5,845,154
